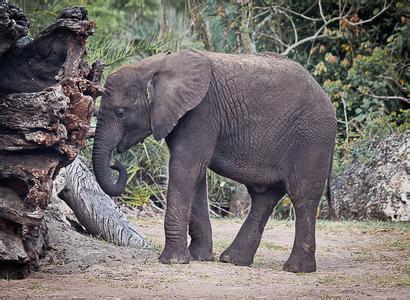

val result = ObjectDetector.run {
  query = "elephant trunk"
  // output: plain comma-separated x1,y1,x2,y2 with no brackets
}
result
92,118,127,197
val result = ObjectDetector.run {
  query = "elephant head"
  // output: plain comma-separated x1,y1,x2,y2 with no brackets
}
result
92,50,212,196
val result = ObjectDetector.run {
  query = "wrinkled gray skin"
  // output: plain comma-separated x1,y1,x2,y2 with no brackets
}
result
92,50,337,273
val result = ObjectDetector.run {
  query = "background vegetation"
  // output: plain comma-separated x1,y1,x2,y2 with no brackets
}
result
14,0,409,218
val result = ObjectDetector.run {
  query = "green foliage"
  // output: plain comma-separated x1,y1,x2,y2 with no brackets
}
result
273,196,295,220
333,109,409,174
118,137,169,207
207,171,236,210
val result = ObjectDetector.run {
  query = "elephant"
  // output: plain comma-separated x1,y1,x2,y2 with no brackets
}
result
92,50,337,273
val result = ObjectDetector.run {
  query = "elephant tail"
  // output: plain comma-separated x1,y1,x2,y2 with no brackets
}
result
326,150,338,220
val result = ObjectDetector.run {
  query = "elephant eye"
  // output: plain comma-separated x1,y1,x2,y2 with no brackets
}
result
114,108,125,118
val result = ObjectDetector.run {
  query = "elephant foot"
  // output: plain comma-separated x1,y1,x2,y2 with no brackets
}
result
282,252,316,273
159,247,190,264
188,243,214,261
219,247,253,266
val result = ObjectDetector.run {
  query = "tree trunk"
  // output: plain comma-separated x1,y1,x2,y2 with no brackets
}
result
0,4,103,278
189,0,213,51
59,157,148,248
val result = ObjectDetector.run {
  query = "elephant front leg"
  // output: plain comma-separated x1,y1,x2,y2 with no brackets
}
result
159,154,209,264
159,179,192,264
188,177,213,261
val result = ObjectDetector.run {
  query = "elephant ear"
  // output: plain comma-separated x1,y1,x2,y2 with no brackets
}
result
150,50,211,140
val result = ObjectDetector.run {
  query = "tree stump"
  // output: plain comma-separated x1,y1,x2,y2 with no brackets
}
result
0,4,103,278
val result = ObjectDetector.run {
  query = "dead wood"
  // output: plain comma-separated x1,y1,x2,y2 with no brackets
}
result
59,157,149,248
0,5,102,278
0,1,28,58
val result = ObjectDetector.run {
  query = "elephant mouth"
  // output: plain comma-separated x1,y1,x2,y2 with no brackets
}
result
117,131,150,153
117,142,129,154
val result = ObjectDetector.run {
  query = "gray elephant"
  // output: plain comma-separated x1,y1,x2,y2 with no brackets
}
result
92,50,337,273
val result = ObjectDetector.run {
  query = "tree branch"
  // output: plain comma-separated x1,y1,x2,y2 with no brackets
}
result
318,0,327,24
280,10,298,44
343,0,393,26
282,33,329,56
258,32,289,48
278,6,321,21
252,13,272,47
359,92,410,104
281,0,392,56
341,97,349,142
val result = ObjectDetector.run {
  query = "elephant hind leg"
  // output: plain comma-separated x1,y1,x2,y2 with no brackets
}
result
220,183,286,266
282,199,320,273
282,144,331,273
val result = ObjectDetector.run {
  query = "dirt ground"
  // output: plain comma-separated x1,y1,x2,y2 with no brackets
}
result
1,216,409,299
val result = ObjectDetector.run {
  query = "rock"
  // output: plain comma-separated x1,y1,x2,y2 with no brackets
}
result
327,131,409,221
229,184,250,217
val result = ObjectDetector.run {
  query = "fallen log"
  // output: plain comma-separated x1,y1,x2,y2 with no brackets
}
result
59,157,148,248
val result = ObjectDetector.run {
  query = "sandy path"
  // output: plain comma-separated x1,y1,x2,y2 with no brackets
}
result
1,217,409,298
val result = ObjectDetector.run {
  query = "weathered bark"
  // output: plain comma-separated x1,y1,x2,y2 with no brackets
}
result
0,5,102,278
0,6,100,94
0,1,28,58
59,157,148,248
